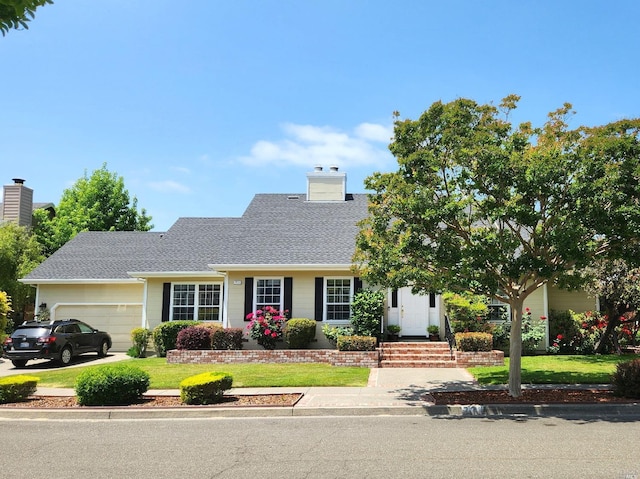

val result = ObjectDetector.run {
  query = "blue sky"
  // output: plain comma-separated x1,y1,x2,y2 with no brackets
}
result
2,0,639,231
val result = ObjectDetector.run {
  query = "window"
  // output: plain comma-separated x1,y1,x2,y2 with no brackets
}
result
487,297,510,322
325,278,352,321
255,278,282,312
171,283,222,321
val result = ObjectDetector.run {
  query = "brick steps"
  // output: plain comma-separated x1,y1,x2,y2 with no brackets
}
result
379,341,456,368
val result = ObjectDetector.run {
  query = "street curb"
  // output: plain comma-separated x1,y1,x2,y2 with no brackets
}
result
424,403,640,418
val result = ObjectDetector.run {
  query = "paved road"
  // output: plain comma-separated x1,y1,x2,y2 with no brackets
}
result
1,415,639,478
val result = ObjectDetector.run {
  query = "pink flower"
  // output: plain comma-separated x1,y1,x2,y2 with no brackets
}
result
264,329,271,335
271,333,277,338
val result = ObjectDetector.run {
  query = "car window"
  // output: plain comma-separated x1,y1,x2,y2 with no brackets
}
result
65,324,81,334
54,325,66,333
12,327,50,337
77,322,95,334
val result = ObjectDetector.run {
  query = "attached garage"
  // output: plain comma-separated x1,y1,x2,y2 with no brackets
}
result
52,304,143,352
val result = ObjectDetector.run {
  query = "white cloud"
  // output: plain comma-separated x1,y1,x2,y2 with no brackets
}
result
239,122,394,168
171,166,191,174
147,180,191,194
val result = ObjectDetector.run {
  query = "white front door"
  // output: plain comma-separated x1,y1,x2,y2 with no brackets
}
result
398,288,440,336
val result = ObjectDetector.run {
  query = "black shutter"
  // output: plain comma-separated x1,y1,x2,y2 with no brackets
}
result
391,289,398,308
284,277,293,317
244,277,254,320
429,293,436,308
354,277,363,293
314,277,324,321
161,283,171,322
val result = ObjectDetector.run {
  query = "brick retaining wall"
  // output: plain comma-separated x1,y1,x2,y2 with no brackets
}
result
455,350,505,367
167,349,380,368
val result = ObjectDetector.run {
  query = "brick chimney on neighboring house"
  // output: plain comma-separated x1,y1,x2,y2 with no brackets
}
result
2,178,34,227
306,165,347,201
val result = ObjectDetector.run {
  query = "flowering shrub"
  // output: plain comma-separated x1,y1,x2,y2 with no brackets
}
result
487,307,546,355
548,310,607,354
246,307,287,350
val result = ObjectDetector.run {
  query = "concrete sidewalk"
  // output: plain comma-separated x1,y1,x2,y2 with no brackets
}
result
6,367,640,419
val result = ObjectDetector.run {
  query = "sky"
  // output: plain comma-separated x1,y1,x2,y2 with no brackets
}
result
1,0,639,232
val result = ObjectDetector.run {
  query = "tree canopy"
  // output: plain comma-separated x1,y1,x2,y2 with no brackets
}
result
354,95,640,396
0,222,43,323
33,163,153,255
0,0,52,35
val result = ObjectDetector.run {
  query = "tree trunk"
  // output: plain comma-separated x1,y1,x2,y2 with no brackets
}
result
595,301,622,354
508,299,524,397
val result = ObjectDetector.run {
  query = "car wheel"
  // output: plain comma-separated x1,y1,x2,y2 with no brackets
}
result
11,359,27,368
98,340,109,357
59,346,73,366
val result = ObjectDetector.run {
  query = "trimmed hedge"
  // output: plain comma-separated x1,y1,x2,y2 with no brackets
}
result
180,372,233,405
75,364,150,406
152,321,198,357
455,332,493,352
284,318,316,349
176,326,212,350
612,358,640,399
0,375,39,404
129,327,151,358
337,335,377,351
211,328,244,350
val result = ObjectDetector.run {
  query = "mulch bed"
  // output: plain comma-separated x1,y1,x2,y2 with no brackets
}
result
0,394,302,408
425,388,638,405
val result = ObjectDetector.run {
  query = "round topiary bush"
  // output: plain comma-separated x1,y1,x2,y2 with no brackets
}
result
284,318,316,349
611,358,640,399
176,326,212,350
75,364,150,406
152,320,199,357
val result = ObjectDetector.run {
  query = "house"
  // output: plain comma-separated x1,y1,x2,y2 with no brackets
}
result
20,167,596,351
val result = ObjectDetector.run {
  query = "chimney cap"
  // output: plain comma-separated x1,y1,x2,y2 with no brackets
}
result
329,165,339,172
313,165,323,172
12,178,25,185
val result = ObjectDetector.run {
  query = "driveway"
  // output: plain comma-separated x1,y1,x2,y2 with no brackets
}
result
0,352,131,377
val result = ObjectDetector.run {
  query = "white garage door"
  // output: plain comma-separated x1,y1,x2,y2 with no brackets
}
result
53,304,143,352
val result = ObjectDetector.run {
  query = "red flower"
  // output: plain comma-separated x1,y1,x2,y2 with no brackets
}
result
557,334,564,340
525,307,531,313
264,329,271,335
539,316,547,320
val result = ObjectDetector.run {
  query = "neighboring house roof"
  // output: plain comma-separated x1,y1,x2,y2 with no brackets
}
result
22,193,369,282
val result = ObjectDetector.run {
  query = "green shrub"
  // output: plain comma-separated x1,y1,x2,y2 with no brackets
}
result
176,326,212,350
443,291,489,333
611,359,640,399
75,364,150,406
152,320,198,357
350,290,384,340
128,327,151,358
179,372,233,405
284,318,316,348
337,335,377,351
211,328,244,350
0,375,38,404
322,324,353,348
455,332,493,352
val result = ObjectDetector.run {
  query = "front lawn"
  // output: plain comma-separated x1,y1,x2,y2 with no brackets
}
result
19,358,371,389
469,354,640,385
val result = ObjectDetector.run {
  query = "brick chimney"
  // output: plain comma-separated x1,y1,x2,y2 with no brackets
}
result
2,178,34,227
306,165,347,202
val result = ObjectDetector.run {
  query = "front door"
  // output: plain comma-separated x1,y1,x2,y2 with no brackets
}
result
398,288,440,336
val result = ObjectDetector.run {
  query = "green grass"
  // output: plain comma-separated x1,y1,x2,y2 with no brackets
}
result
18,358,371,389
469,354,640,385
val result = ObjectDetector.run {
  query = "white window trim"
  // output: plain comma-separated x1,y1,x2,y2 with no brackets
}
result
170,282,224,322
324,276,354,323
253,277,285,313
487,297,511,322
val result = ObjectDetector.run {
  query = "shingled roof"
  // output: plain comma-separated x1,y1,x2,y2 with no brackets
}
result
23,193,369,282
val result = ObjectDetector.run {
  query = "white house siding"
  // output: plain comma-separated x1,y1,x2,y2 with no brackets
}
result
37,283,145,352
547,286,597,314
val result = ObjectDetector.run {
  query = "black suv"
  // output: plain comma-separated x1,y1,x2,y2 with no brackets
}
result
3,319,112,368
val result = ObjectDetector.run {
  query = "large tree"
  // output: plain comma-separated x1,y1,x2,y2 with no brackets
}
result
354,96,640,397
0,0,52,35
33,163,153,255
0,222,43,322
